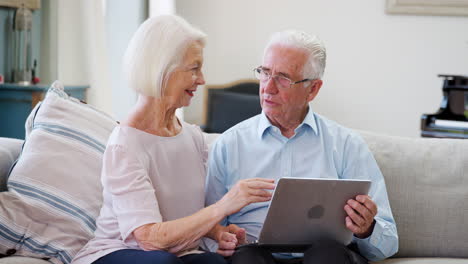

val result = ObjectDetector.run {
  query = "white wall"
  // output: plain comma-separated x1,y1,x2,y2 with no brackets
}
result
56,0,88,87
177,0,468,137
39,0,58,85
40,0,113,115
106,0,147,121
39,0,147,120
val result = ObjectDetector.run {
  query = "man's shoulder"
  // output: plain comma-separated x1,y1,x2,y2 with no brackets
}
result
208,115,261,153
221,114,261,137
314,113,364,143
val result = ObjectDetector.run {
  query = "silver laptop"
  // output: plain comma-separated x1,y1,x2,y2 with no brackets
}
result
239,177,371,252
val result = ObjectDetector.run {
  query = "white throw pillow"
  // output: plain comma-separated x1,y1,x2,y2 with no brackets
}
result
0,81,116,264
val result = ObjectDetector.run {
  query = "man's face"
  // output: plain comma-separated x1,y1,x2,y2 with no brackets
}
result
259,45,318,121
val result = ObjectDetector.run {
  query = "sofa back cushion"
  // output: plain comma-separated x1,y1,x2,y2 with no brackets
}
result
0,81,116,263
360,131,468,258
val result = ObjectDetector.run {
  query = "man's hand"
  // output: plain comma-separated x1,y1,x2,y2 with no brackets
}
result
216,224,246,257
344,195,377,238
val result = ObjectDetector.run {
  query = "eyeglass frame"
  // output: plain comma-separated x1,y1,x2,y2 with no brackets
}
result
253,66,315,89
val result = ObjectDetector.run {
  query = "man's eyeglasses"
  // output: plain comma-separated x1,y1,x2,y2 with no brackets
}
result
253,67,314,89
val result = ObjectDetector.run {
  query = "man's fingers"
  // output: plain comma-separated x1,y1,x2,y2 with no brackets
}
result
235,228,247,244
347,199,373,221
344,204,366,227
345,216,360,234
356,195,378,216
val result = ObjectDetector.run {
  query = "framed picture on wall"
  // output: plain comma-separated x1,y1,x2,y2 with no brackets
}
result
386,0,468,16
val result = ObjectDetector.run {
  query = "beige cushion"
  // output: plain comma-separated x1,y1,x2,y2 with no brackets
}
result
360,131,468,258
0,256,50,264
372,257,468,264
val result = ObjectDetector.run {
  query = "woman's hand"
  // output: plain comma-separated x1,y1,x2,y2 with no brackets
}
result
216,178,275,216
215,224,247,257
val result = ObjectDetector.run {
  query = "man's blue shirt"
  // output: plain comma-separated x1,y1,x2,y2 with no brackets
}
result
205,108,398,261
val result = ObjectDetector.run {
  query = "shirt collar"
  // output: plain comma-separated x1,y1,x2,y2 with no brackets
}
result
257,112,272,138
257,107,318,139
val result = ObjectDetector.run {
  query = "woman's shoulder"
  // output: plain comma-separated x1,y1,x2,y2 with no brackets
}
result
181,121,207,152
181,121,204,140
108,122,204,149
182,120,201,131
106,126,143,150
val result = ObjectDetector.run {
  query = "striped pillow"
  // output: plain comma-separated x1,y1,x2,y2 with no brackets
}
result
0,81,117,263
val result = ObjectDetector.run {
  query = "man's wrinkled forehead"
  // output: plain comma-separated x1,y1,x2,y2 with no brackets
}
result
262,44,308,78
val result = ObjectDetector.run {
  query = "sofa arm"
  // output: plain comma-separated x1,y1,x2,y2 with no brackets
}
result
0,256,50,264
0,137,24,192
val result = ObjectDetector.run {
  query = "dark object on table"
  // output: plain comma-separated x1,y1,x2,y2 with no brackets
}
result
421,74,468,139
203,79,261,133
32,59,40,84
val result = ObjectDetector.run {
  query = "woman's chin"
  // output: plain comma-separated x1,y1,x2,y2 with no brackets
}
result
180,99,192,108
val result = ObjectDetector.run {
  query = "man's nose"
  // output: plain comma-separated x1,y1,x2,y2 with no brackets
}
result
263,77,278,94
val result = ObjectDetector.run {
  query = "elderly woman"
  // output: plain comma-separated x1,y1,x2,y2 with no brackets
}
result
71,15,274,264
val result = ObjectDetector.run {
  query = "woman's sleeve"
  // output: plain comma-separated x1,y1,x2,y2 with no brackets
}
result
200,129,209,169
191,124,209,169
101,145,163,242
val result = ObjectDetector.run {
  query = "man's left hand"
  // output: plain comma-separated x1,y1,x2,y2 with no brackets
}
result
344,195,377,238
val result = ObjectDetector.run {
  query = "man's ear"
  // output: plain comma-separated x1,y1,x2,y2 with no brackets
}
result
306,79,322,102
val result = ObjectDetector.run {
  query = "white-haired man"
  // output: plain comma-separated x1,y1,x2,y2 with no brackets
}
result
205,30,398,264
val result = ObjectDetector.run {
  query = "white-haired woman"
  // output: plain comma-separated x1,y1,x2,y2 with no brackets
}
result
71,15,274,264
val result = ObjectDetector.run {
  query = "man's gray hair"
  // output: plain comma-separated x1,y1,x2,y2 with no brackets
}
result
264,30,326,80
122,15,206,97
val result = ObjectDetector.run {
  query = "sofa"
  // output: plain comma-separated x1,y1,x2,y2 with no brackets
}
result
203,79,261,133
0,83,467,264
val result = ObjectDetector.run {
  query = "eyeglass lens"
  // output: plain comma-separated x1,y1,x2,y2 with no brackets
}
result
255,68,291,88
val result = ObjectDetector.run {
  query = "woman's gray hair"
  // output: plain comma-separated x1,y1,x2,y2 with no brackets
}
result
123,15,206,97
264,30,326,80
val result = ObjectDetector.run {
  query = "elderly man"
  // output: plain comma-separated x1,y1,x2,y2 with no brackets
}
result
205,30,398,264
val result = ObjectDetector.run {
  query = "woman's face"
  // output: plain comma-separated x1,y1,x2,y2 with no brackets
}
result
164,42,205,108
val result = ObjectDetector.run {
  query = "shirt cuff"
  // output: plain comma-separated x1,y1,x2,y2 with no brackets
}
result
353,218,392,261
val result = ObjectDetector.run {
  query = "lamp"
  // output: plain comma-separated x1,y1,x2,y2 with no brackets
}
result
12,4,33,85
